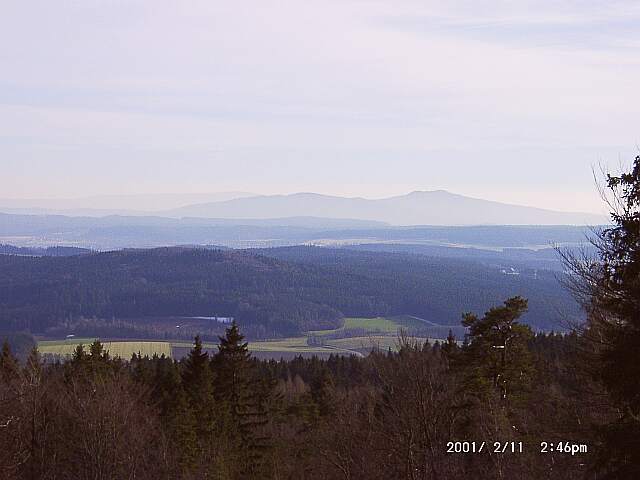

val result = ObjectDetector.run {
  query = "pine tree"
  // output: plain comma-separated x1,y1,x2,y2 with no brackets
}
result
0,340,22,478
0,340,20,384
461,296,535,402
566,155,640,478
89,340,106,359
168,387,199,476
71,343,87,363
213,322,271,478
214,323,251,403
67,340,115,379
309,369,335,418
22,347,46,480
180,334,215,469
181,335,213,410
152,356,182,419
441,329,459,361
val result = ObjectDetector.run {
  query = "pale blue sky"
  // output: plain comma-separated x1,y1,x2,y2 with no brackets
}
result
1,0,639,213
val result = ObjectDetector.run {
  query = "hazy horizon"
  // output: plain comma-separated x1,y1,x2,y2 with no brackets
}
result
3,1,639,215
0,188,610,216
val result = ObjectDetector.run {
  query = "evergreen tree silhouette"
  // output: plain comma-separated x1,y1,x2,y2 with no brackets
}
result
213,322,271,478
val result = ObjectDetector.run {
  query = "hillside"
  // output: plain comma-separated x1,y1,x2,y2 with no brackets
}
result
0,247,581,339
254,246,581,331
0,248,342,338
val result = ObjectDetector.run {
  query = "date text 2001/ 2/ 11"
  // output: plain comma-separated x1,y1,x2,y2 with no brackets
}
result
446,442,523,454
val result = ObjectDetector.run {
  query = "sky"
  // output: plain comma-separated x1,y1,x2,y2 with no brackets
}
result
1,0,639,214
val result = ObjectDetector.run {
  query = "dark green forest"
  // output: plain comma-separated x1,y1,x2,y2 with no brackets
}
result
0,245,579,339
0,308,626,479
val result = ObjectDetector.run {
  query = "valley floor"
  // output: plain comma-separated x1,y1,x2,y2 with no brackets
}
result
37,316,443,360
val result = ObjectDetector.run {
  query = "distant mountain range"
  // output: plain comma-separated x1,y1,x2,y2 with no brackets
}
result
1,190,606,225
0,190,608,227
164,191,607,226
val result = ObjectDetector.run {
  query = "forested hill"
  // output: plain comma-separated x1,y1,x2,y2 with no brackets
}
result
253,246,582,331
0,247,581,338
0,248,342,338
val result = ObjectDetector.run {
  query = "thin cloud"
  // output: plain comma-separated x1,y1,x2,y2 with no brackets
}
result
0,0,637,214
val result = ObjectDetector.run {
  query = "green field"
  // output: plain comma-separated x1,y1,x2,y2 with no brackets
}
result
38,337,361,359
38,338,97,348
309,316,428,336
38,340,172,359
310,316,397,336
170,337,331,353
37,316,438,360
249,337,362,355
326,335,430,351
250,337,327,352
172,337,363,356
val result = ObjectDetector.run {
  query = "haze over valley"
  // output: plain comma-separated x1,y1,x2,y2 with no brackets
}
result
0,189,607,225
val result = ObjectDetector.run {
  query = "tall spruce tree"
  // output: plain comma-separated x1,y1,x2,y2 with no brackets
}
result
567,155,640,478
213,322,270,478
181,335,214,450
441,329,459,361
597,157,640,405
0,340,20,384
0,341,22,478
168,387,199,475
182,336,212,405
22,347,46,480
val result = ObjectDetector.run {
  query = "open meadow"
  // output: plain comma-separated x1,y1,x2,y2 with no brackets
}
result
38,340,172,359
37,316,448,360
